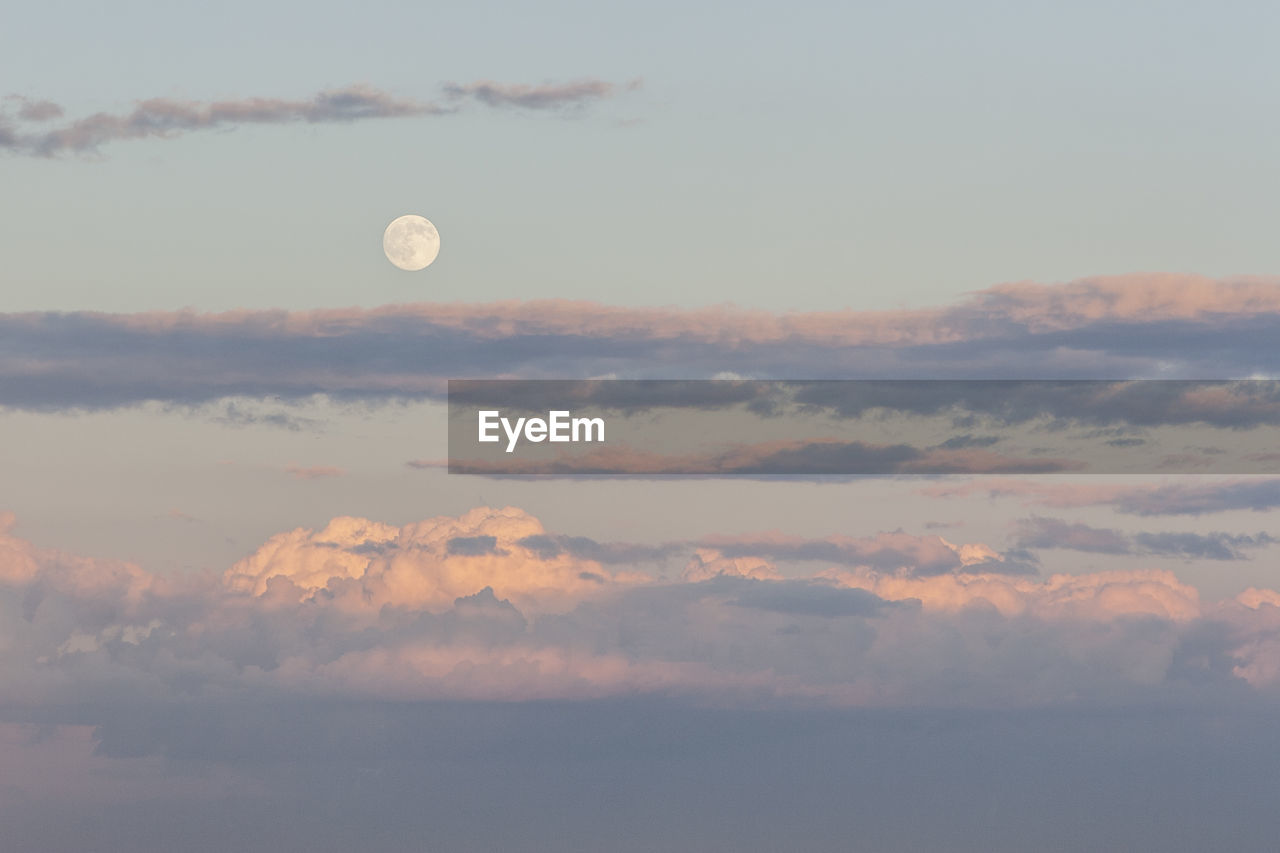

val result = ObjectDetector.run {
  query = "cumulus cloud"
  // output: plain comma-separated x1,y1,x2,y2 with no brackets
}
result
221,506,649,612
0,79,635,156
3,504,1280,717
4,275,1280,413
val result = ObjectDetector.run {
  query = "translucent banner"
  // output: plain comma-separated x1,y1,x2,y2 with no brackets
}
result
447,380,1280,476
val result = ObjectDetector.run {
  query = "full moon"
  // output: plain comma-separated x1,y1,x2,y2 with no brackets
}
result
382,214,441,271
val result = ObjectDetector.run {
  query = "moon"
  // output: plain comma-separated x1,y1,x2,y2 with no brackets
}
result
383,215,440,271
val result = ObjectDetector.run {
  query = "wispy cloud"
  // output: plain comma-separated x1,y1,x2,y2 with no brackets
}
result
1012,515,1275,560
3,95,63,121
442,78,639,109
0,78,637,156
924,477,1280,517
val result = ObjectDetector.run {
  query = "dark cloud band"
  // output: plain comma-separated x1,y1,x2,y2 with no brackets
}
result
3,276,1280,417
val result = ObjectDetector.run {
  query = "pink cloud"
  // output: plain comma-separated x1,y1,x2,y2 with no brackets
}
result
4,505,1280,708
822,566,1203,622
223,507,648,612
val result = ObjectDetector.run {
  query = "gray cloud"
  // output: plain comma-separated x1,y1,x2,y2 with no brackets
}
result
3,95,63,121
1132,531,1277,561
0,79,634,156
1012,517,1134,555
515,534,680,564
446,535,502,556
938,434,1002,449
1119,480,1280,516
509,530,1037,576
1013,516,1276,560
940,477,1280,517
4,276,1280,414
7,700,1276,853
441,78,639,109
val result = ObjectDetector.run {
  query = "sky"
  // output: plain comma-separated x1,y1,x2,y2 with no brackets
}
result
5,2,1280,851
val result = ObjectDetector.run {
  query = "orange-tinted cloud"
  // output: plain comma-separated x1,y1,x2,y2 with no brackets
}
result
223,506,647,612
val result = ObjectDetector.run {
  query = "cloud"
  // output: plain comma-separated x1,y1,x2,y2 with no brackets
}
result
938,434,1002,449
822,565,1204,622
0,79,635,156
1011,516,1275,560
5,275,1280,412
220,507,648,612
446,535,501,556
3,95,63,121
1131,531,1276,560
1012,516,1134,554
2,85,436,156
4,504,1280,718
7,701,1276,853
785,378,1280,430
515,533,679,564
924,477,1280,516
442,78,639,109
692,531,1030,576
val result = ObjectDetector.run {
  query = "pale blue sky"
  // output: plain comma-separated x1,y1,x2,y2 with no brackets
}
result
4,0,1279,312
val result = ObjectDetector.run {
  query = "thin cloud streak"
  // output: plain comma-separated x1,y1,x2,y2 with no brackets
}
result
924,477,1280,517
441,78,639,109
0,79,635,156
1011,515,1275,560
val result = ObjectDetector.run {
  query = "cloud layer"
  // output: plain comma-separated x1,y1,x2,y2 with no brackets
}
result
3,275,1280,413
4,505,1280,719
